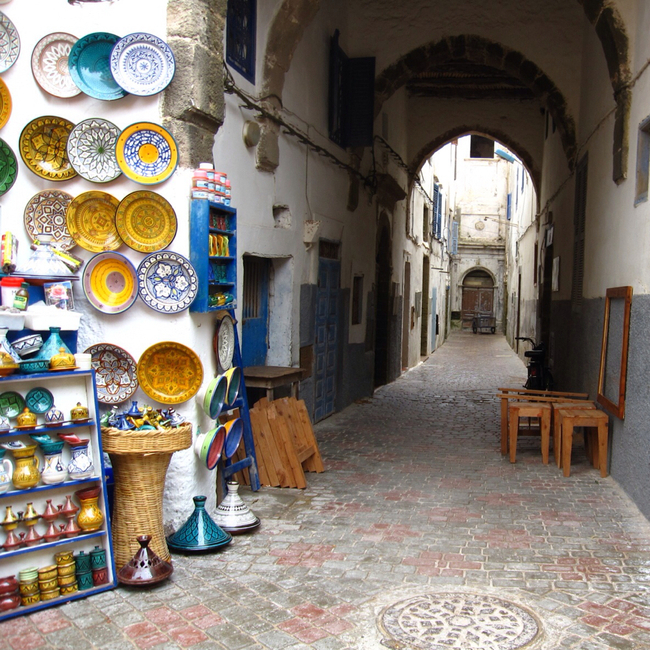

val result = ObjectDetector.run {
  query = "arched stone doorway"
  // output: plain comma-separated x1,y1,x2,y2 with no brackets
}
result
461,269,495,330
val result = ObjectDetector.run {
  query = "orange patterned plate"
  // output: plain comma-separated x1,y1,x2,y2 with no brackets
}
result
66,190,121,252
115,190,177,252
137,341,203,405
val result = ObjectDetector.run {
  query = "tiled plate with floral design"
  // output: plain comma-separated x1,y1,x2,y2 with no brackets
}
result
85,343,138,404
20,116,77,181
31,33,81,98
66,117,121,183
136,251,197,314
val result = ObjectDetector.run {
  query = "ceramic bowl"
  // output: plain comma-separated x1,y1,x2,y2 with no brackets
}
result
57,561,75,576
205,426,226,470
223,366,241,406
11,334,43,358
21,592,41,606
223,418,244,459
19,358,50,374
38,577,58,592
39,587,60,601
57,573,77,586
19,580,39,595
201,375,228,419
59,582,78,596
38,565,58,581
54,550,74,565
18,567,38,581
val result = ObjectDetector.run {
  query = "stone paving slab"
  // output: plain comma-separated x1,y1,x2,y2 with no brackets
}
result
3,332,650,649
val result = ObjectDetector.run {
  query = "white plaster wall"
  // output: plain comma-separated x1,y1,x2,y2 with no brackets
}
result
0,1,222,530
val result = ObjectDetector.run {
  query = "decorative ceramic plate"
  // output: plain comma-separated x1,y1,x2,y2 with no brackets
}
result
19,116,77,181
0,137,17,196
0,77,11,130
85,343,138,404
213,311,236,373
110,32,175,96
25,387,54,414
115,122,178,184
82,252,138,314
0,391,25,418
24,190,75,250
31,33,81,98
67,117,122,183
137,341,203,404
136,251,198,314
116,191,177,253
66,190,121,252
0,12,19,74
68,32,126,101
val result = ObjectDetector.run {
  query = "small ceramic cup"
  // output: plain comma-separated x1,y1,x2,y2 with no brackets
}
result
37,565,57,581
74,353,92,370
21,592,40,606
38,577,58,592
39,587,59,601
57,561,75,577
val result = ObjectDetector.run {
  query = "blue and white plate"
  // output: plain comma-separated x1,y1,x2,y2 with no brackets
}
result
0,11,19,74
110,32,175,96
69,32,126,101
137,251,198,314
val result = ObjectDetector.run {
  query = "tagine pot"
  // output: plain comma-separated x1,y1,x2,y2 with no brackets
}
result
166,496,232,553
74,486,104,532
213,481,261,534
117,535,173,586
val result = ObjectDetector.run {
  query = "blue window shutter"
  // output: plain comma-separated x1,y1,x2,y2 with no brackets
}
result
226,0,257,83
507,193,512,220
452,221,458,255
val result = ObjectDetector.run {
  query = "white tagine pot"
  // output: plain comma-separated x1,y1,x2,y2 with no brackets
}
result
213,481,260,534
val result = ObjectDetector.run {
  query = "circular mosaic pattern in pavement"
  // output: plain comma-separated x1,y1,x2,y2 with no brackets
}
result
379,592,540,650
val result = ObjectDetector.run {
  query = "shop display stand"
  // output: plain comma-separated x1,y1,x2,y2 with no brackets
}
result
0,369,116,621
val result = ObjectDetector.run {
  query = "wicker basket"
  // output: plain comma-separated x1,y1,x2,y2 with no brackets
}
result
102,424,193,569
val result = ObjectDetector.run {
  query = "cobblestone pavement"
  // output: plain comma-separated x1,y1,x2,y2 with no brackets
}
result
4,332,650,649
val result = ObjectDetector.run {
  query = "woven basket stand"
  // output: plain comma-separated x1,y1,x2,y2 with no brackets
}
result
102,424,192,570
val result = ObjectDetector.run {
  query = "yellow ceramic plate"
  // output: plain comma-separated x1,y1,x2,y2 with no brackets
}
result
115,190,177,252
19,115,77,181
66,190,121,252
0,77,11,130
82,251,138,314
115,122,178,185
137,341,203,405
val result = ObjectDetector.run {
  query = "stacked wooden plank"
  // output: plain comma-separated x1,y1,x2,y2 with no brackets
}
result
229,397,324,488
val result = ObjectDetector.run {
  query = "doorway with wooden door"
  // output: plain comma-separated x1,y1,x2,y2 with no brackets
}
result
461,269,494,330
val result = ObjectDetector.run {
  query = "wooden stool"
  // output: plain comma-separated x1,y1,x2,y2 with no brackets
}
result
551,401,596,467
557,408,609,477
508,402,552,464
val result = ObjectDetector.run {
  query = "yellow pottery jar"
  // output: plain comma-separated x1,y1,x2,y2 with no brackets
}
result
74,486,104,532
11,445,40,489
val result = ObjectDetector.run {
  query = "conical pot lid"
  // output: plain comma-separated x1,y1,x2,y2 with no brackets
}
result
213,481,260,534
167,496,232,553
117,535,173,586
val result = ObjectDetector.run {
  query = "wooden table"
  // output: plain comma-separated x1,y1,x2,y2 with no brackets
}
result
243,366,304,401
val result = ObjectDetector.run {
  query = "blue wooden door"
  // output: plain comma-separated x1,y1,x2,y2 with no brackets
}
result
314,259,339,422
242,256,270,367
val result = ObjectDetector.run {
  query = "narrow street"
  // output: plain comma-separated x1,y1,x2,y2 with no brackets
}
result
5,332,650,649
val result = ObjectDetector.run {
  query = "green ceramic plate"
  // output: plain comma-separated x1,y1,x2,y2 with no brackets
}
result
0,137,17,196
0,390,25,418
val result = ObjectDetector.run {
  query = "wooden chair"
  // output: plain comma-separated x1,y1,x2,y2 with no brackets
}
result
508,401,552,464
498,388,589,456
557,408,609,477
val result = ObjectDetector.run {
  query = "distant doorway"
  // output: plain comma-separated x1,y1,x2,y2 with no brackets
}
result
461,269,494,330
374,223,391,387
242,255,270,366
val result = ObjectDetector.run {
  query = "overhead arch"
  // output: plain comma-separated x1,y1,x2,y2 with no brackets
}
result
375,35,577,171
410,126,541,197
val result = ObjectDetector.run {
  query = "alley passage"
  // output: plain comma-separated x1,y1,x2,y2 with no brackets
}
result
5,332,650,650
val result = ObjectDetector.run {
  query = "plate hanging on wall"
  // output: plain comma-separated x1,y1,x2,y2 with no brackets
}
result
0,137,17,196
66,117,122,183
68,32,126,101
115,122,178,185
19,116,77,181
82,251,138,315
137,341,203,405
0,11,20,74
66,190,121,252
0,77,11,130
110,32,175,96
31,33,81,98
84,342,138,403
115,190,177,253
23,190,75,250
136,251,198,314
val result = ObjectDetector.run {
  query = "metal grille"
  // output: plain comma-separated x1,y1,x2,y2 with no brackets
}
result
243,255,264,318
319,240,340,260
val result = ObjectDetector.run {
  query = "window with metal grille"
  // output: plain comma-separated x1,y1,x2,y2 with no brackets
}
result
352,275,363,325
319,240,340,260
243,255,264,318
423,204,429,241
571,154,588,311
226,0,256,83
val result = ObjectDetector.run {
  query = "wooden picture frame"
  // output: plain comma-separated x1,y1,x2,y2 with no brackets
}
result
597,286,632,419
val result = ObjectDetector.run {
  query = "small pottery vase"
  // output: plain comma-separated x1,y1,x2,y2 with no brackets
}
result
41,446,68,485
0,450,13,494
43,521,64,543
117,534,173,586
70,402,89,421
23,525,42,547
74,550,91,574
2,530,24,551
35,327,71,361
16,407,37,428
59,495,79,519
67,442,94,480
126,401,141,417
10,445,40,489
42,499,62,522
166,495,232,553
74,486,104,532
90,545,107,569
213,480,261,534
62,516,81,538
91,567,108,586
23,502,39,523
77,570,94,591
1,504,19,528
44,405,65,426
